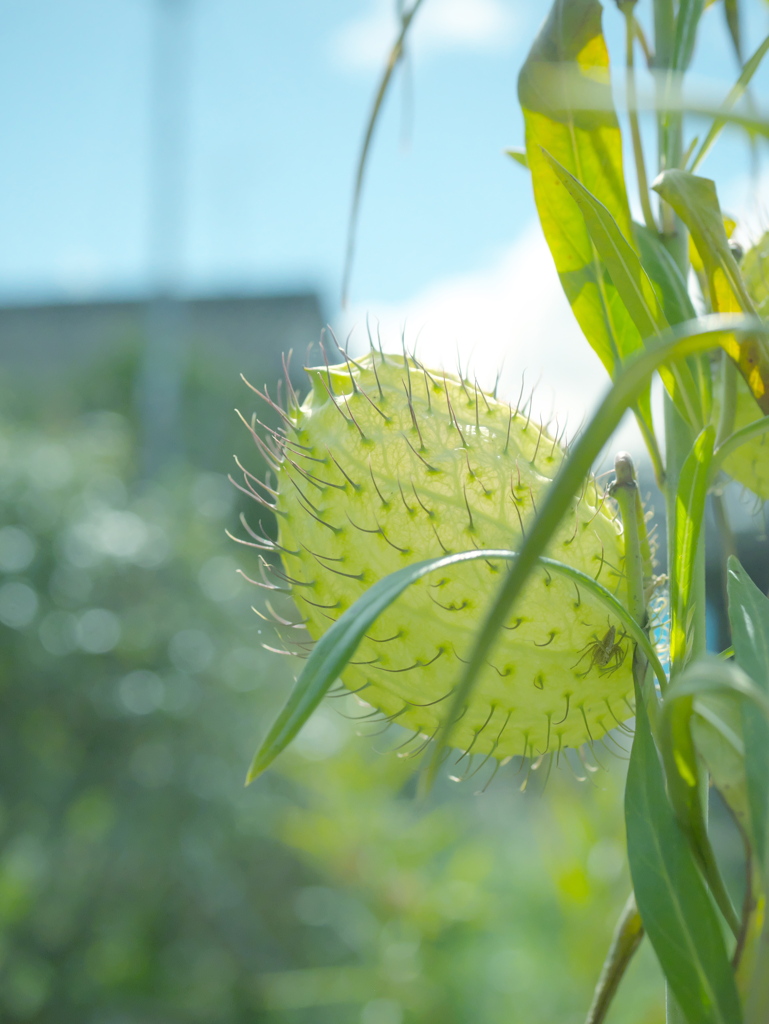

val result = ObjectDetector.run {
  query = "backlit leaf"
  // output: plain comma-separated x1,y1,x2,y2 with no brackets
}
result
727,557,769,877
517,0,641,375
541,152,702,424
626,686,743,1024
653,170,769,412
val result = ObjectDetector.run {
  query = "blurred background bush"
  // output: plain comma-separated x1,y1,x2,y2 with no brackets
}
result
2,1,767,1021
0,403,666,1022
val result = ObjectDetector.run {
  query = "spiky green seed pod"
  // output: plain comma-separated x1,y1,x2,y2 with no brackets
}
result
259,352,633,761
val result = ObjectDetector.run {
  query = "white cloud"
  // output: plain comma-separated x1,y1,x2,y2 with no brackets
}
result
336,224,643,463
330,0,518,74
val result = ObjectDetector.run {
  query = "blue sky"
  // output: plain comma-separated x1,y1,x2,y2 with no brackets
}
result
1,0,768,423
0,0,537,304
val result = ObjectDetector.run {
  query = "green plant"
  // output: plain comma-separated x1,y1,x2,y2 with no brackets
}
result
239,2,769,1022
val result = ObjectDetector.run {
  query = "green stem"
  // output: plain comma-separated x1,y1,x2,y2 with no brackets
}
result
660,388,692,1024
584,893,644,1024
636,404,666,488
715,350,738,449
622,7,656,233
633,17,653,68
690,520,707,662
341,0,427,306
608,451,659,727
609,452,651,628
653,0,686,271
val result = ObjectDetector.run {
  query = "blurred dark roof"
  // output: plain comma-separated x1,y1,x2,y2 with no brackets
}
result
0,291,328,381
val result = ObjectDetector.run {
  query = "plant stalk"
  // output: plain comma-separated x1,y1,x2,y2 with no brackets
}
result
621,6,656,233
584,893,644,1024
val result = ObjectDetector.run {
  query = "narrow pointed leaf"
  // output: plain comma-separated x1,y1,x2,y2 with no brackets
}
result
634,223,697,327
665,655,769,894
626,686,743,1024
653,169,769,411
505,147,529,169
673,0,707,71
690,31,769,171
543,150,666,339
724,0,742,62
247,549,664,783
517,0,645,377
247,550,478,782
691,692,750,831
542,151,702,423
727,556,769,877
660,678,740,936
654,170,748,313
585,894,644,1024
669,426,715,673
635,221,712,417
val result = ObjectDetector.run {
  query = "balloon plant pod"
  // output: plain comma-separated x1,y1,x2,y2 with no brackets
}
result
233,349,638,773
226,0,769,1016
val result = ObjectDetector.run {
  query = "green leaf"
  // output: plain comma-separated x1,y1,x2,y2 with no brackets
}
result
542,151,666,340
660,671,740,936
423,314,769,790
541,151,702,425
517,0,641,378
669,426,715,673
673,0,707,71
585,893,644,1024
691,692,749,832
690,31,769,172
626,685,743,1024
513,62,769,146
653,0,676,71
723,0,743,62
505,147,529,169
635,222,712,420
663,655,769,905
247,549,666,782
653,170,769,413
248,549,461,782
634,223,697,327
654,170,749,313
727,557,769,876
517,0,663,474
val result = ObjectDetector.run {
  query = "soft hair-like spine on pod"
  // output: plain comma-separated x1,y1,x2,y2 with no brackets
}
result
233,347,635,776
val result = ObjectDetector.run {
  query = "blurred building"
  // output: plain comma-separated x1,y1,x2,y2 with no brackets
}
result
0,291,326,387
0,290,334,470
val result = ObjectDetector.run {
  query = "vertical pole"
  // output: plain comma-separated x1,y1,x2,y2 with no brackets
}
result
138,0,190,474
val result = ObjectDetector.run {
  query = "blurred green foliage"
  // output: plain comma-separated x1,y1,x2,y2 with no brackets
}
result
0,400,664,1023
